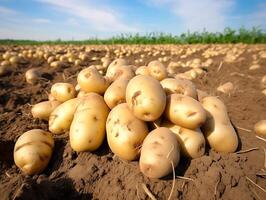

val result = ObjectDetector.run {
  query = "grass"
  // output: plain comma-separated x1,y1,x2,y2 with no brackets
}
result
0,27,266,45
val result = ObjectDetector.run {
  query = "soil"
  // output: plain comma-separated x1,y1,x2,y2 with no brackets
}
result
0,44,265,200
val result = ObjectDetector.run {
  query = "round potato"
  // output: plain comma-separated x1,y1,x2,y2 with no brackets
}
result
135,66,150,76
14,129,54,175
160,78,198,99
51,82,76,102
162,120,205,158
77,67,110,94
104,78,130,109
147,60,167,81
164,94,206,129
70,93,109,152
139,127,180,178
25,68,41,84
106,58,128,80
49,98,81,134
106,103,148,160
254,120,266,137
31,100,61,120
126,75,166,121
201,96,238,153
106,65,135,82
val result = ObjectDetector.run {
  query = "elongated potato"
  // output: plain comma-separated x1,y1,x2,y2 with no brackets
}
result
51,82,76,102
106,103,148,160
31,100,61,120
77,67,110,94
160,78,197,99
162,120,205,158
139,127,180,178
49,98,80,134
104,78,129,109
147,60,167,81
201,96,238,153
254,120,266,137
165,94,206,129
126,75,166,121
70,93,109,152
14,129,54,175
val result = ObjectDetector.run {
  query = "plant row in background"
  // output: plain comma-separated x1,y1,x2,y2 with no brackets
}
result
1,27,266,45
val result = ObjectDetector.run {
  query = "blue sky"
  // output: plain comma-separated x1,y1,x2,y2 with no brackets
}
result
0,0,266,40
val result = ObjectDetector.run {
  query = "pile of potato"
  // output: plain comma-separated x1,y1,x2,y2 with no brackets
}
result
14,58,241,178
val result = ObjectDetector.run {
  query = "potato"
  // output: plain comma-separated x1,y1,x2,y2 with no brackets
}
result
254,120,266,137
104,78,129,109
106,58,128,80
113,66,135,81
31,100,61,120
261,75,266,88
25,68,41,84
135,66,150,76
160,78,198,99
162,120,205,158
70,93,109,152
126,75,166,121
164,94,206,129
217,82,234,94
77,67,110,94
14,129,54,175
51,82,76,102
201,96,238,153
139,127,180,178
49,98,80,134
106,103,148,160
0,65,10,76
197,89,209,102
147,60,167,81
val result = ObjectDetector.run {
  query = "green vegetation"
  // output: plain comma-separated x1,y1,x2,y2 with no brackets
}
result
1,27,266,45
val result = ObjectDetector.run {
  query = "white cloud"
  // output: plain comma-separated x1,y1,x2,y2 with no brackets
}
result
0,6,17,15
147,0,235,32
32,18,51,23
37,0,139,32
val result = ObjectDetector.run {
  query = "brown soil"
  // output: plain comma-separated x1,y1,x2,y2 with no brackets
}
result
0,45,266,200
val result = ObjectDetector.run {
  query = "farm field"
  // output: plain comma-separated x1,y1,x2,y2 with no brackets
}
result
0,44,266,200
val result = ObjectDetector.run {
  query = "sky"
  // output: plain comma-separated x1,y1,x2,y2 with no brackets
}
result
0,0,266,40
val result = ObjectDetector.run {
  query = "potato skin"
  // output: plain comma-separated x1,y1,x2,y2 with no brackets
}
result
164,94,206,129
106,65,135,82
31,100,61,120
51,82,76,102
162,120,205,158
160,78,198,99
104,78,130,109
106,103,148,160
139,127,180,178
126,75,166,121
14,129,54,175
254,120,266,137
201,96,238,153
106,59,128,81
147,60,167,81
135,66,150,76
70,93,110,152
77,67,110,94
49,98,80,134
